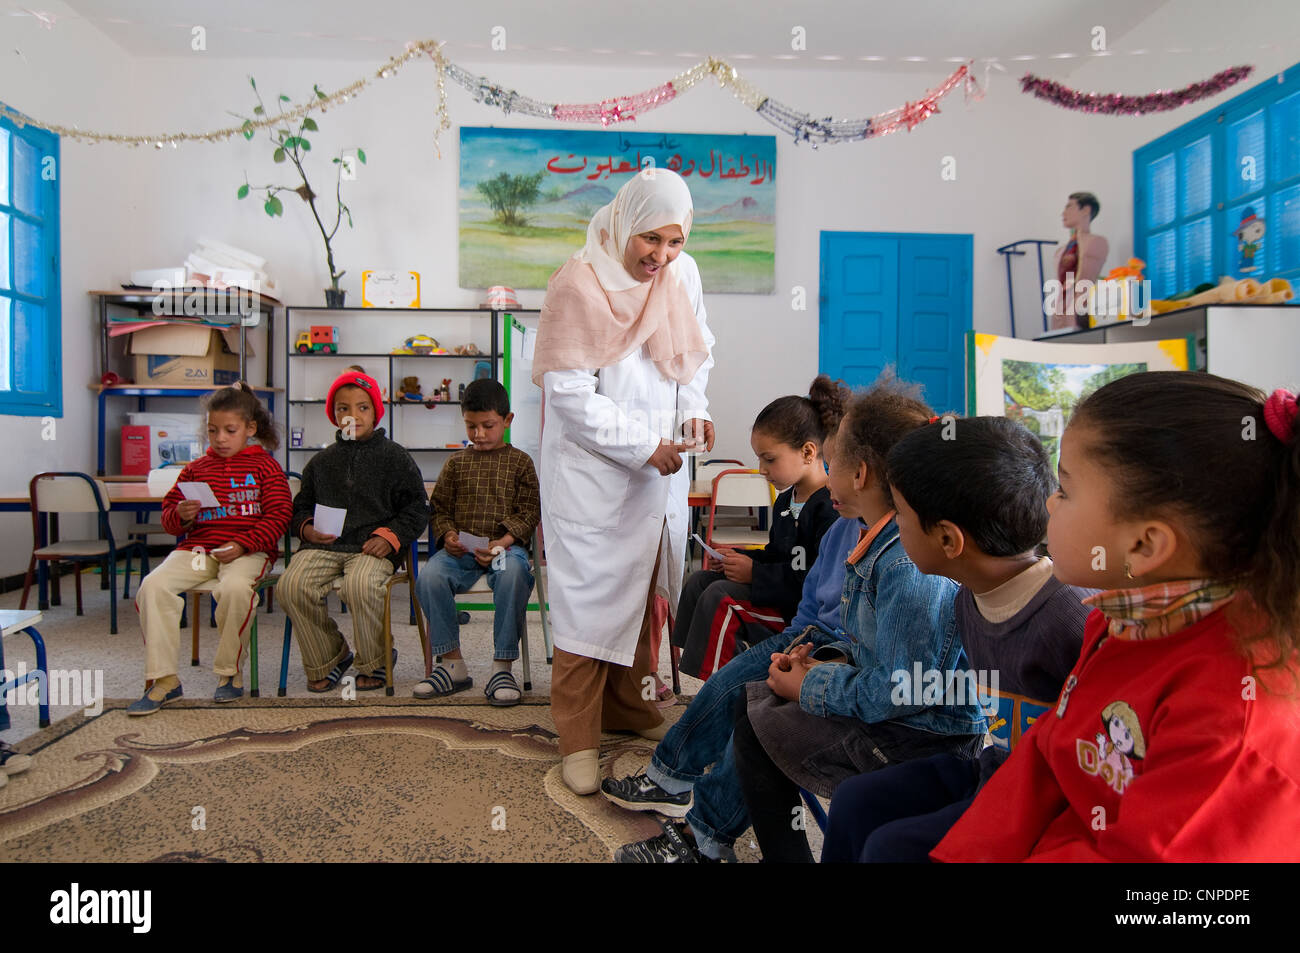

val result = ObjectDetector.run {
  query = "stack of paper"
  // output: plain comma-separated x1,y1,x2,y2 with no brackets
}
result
185,237,278,297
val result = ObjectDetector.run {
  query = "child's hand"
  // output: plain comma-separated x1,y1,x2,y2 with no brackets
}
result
703,553,723,572
211,542,246,564
301,523,337,545
362,535,393,559
766,644,816,701
176,500,202,522
444,531,467,557
475,536,514,568
721,550,753,584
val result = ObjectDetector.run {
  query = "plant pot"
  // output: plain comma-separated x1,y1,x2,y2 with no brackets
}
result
324,288,346,308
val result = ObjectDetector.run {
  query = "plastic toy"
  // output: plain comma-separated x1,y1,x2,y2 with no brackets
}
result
296,326,340,353
452,343,482,356
397,376,424,401
473,360,491,381
440,379,452,402
403,334,440,355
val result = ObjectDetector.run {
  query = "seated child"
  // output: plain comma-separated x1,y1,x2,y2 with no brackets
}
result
822,415,1095,862
130,383,290,713
413,379,540,706
606,373,983,863
934,373,1300,861
674,375,842,680
277,369,429,693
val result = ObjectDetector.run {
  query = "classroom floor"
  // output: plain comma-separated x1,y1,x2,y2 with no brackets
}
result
0,563,704,739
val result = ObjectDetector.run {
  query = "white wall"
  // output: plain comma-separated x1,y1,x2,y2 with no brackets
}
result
0,2,140,573
2,0,1297,577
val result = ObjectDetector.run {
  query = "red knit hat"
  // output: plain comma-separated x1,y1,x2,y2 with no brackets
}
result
326,370,385,426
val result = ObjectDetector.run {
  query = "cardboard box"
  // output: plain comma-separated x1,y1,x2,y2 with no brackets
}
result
130,325,245,387
121,424,203,474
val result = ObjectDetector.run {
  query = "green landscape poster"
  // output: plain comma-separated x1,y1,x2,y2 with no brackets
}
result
459,127,775,293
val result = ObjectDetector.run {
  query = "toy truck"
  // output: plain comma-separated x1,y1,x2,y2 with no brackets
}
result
295,326,340,353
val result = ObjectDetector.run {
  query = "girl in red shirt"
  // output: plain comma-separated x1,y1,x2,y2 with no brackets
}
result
934,371,1300,861
129,383,291,714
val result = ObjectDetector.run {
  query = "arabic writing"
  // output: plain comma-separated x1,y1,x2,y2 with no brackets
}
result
544,150,774,185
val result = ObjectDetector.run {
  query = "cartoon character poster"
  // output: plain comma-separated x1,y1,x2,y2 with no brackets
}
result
1233,206,1266,276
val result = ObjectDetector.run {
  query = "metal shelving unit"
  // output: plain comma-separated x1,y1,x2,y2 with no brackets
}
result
284,306,539,473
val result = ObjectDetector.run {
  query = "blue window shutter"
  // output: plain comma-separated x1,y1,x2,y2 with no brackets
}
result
0,103,61,417
1136,60,1300,293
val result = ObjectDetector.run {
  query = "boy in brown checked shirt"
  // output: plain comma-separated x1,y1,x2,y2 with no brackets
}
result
413,379,541,706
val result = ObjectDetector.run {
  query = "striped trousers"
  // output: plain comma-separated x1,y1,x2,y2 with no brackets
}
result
275,549,394,680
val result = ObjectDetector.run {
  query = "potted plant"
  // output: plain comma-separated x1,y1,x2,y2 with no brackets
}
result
235,77,366,307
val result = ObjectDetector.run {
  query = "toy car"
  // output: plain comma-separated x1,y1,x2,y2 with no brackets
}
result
296,326,340,353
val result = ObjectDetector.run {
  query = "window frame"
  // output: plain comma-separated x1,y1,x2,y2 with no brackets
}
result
0,102,62,418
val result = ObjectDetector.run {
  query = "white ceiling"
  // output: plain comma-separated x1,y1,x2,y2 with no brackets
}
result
41,0,1179,72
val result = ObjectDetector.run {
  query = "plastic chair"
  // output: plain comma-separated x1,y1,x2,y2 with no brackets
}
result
276,548,431,698
20,472,150,635
444,533,550,691
0,609,50,727
705,469,775,549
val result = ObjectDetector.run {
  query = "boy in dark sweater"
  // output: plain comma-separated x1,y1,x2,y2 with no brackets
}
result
277,370,429,692
821,415,1095,862
413,379,540,706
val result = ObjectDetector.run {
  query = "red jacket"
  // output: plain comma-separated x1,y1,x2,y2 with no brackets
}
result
161,446,291,558
932,607,1300,862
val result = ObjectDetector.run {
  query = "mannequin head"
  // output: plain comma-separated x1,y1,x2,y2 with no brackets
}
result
1063,192,1100,231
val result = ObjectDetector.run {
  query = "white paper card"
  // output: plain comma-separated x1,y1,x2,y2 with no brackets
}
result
457,531,491,553
178,482,220,508
521,327,537,362
692,533,725,561
313,504,347,537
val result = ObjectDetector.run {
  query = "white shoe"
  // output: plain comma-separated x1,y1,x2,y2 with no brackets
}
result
636,721,668,742
561,749,600,795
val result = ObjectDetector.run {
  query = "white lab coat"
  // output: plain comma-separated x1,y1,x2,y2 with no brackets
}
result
539,252,715,666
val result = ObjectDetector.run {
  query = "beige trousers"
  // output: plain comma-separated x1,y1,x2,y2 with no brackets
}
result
135,549,272,681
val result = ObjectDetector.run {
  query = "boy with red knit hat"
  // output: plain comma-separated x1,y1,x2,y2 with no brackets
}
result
276,369,429,692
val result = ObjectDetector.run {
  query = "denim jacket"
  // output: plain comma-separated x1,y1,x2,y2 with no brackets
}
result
797,518,987,737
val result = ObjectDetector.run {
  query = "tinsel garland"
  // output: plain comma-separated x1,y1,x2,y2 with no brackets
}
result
1020,65,1253,115
0,40,976,150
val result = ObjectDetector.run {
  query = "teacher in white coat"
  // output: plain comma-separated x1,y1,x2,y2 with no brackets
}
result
532,168,716,795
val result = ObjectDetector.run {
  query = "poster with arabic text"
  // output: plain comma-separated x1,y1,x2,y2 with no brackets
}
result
459,127,775,293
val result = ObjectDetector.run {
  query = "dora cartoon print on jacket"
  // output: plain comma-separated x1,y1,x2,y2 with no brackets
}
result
1078,699,1146,795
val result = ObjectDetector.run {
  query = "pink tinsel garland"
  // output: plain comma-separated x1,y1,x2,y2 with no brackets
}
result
1020,65,1253,115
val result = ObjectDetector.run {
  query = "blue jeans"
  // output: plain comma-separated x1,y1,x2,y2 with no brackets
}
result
645,629,821,860
415,546,533,661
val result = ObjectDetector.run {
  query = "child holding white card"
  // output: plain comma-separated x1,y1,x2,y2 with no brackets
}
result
130,383,291,714
276,369,429,692
673,377,843,680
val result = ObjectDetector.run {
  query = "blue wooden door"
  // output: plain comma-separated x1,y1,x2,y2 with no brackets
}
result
818,234,898,387
820,232,971,413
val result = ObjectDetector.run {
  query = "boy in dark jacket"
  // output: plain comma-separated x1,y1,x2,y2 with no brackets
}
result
277,370,429,692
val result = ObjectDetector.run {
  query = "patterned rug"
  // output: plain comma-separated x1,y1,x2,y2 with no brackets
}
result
0,697,756,863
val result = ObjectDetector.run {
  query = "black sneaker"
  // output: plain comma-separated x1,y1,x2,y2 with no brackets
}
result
614,821,717,863
601,772,692,818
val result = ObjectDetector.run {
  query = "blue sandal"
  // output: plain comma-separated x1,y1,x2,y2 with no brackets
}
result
413,664,473,699
484,670,522,707
307,652,354,693
356,649,397,692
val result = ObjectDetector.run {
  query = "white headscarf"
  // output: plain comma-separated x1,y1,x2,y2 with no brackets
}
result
532,168,708,386
578,168,695,291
